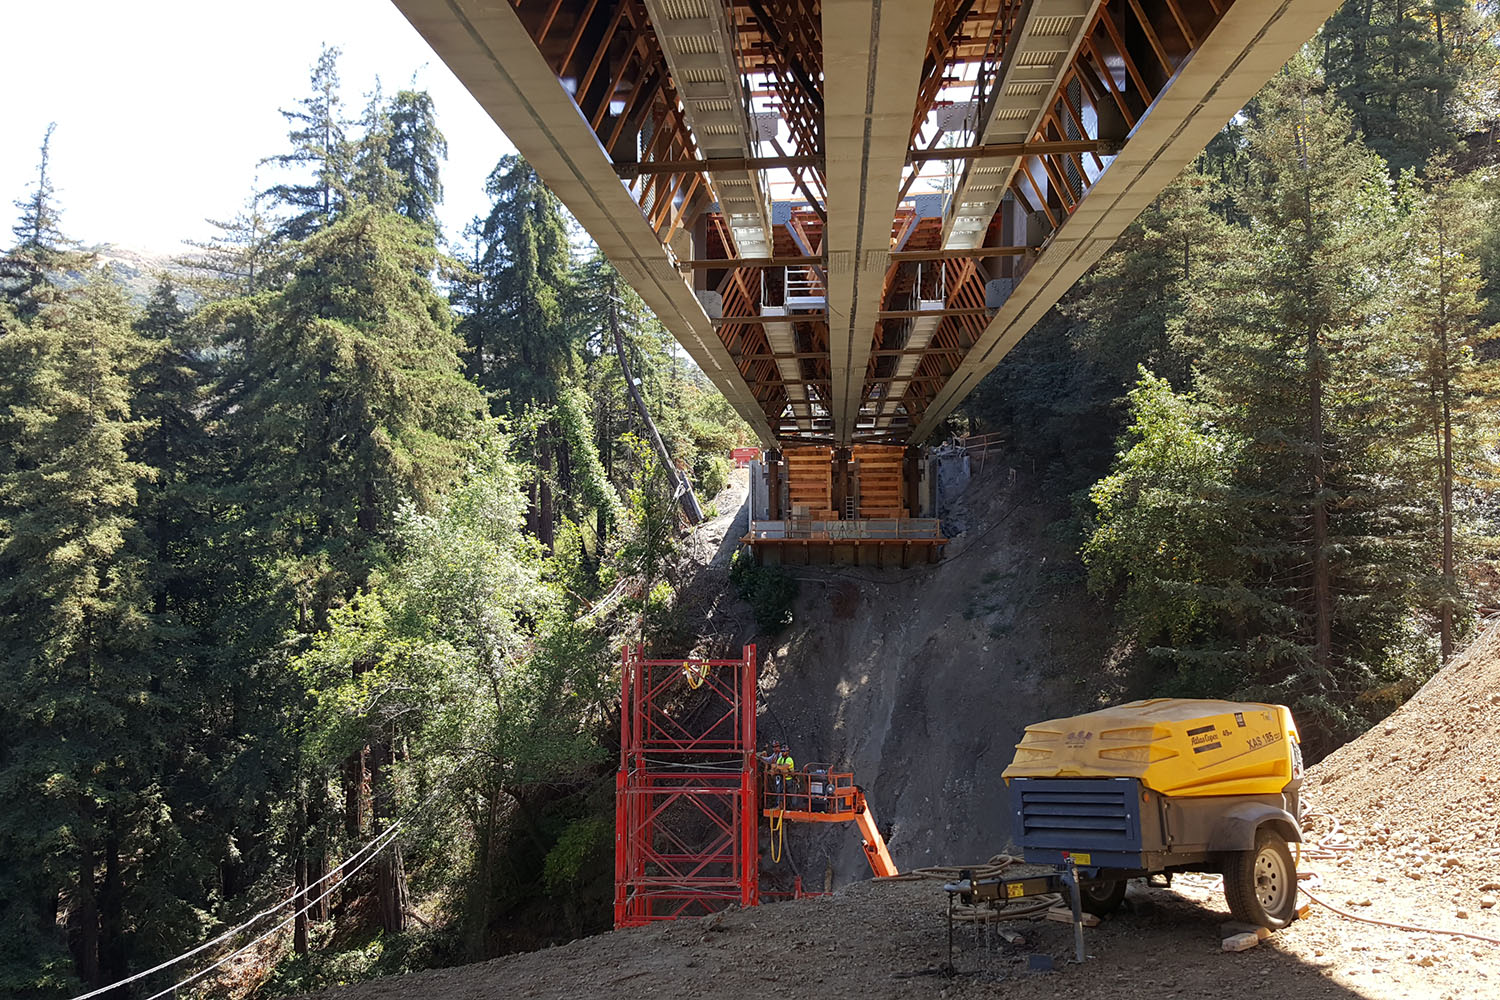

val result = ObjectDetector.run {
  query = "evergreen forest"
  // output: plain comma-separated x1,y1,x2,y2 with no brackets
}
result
1,2,1499,997
1,45,749,998
970,4,1500,758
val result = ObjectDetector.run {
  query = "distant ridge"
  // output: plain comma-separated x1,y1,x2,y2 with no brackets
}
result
68,242,199,306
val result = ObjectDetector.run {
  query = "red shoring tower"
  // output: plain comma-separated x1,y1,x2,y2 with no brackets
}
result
614,645,759,927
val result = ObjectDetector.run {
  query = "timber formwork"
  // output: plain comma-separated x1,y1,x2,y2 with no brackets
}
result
614,645,759,927
744,445,947,564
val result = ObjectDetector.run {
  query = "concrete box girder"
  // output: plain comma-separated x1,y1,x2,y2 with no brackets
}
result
822,0,936,445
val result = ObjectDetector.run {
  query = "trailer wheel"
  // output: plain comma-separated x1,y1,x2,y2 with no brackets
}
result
1224,828,1297,928
1071,878,1127,917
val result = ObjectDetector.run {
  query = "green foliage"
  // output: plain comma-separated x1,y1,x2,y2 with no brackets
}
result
542,816,610,896
262,45,351,242
1081,60,1500,753
213,206,484,624
729,550,800,633
693,454,733,500
1084,371,1240,647
1321,0,1500,173
256,926,459,998
0,54,748,998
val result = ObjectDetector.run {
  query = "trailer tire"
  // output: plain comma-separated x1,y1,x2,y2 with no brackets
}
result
1224,828,1297,928
1071,878,1127,917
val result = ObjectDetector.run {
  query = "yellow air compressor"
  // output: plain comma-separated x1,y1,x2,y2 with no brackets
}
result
946,698,1304,941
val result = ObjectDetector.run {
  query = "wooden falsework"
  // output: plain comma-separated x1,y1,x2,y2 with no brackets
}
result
397,0,1344,450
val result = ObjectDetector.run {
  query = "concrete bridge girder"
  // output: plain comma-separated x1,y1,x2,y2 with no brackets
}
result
822,0,935,446
391,0,780,446
910,0,1345,443
390,0,1349,455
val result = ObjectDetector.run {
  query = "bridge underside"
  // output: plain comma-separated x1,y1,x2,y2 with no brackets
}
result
394,0,1339,450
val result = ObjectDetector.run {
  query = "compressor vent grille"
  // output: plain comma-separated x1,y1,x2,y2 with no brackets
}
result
1011,777,1141,853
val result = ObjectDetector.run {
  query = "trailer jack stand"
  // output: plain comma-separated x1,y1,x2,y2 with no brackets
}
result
1062,857,1085,964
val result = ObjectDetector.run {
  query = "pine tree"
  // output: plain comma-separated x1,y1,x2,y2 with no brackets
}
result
186,188,280,298
462,156,575,402
262,45,351,243
0,271,163,992
1191,62,1417,744
349,83,405,215
1391,163,1500,659
461,156,578,544
386,89,446,228
1,124,87,319
222,206,483,627
215,207,484,935
1322,0,1500,172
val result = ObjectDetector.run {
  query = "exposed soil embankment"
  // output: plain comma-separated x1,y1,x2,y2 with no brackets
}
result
753,466,1122,884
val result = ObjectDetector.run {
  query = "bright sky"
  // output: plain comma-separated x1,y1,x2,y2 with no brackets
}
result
0,0,517,254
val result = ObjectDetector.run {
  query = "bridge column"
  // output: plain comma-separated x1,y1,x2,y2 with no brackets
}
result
765,449,783,521
904,447,923,518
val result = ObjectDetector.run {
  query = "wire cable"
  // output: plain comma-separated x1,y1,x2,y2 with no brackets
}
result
139,821,408,1000
1299,886,1500,946
66,754,474,1000
66,801,406,1000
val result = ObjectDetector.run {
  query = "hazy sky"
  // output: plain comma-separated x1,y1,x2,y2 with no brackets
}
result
0,0,518,253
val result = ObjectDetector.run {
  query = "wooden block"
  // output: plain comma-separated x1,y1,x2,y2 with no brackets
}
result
1045,908,1100,927
1221,933,1259,952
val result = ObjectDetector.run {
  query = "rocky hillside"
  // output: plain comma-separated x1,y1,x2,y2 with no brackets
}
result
753,464,1124,887
66,242,197,304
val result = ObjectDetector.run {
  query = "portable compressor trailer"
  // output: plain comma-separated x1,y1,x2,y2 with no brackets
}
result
945,699,1305,958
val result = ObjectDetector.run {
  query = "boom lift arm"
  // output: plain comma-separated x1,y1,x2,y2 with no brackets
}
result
850,788,897,878
761,766,898,878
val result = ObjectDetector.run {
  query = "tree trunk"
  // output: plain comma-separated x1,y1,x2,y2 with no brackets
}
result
343,748,365,837
307,782,329,921
1438,227,1455,661
98,817,128,990
370,733,409,933
608,287,704,524
74,840,100,988
538,439,556,550
1309,326,1333,678
294,788,310,955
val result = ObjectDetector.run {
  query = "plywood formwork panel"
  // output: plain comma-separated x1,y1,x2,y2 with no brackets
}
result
850,443,905,517
784,446,834,515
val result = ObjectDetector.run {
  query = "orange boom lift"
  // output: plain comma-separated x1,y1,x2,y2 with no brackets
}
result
761,766,897,878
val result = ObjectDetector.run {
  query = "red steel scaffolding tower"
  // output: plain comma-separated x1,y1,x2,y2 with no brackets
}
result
614,645,759,927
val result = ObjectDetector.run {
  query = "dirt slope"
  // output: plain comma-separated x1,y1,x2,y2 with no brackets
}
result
751,465,1124,887
1306,621,1500,851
